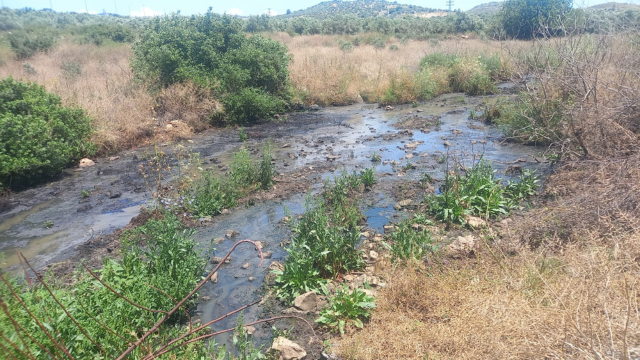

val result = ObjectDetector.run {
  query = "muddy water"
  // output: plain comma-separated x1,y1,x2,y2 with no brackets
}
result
0,90,550,349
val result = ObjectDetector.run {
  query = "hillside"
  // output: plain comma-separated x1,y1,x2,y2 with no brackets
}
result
279,0,446,19
466,1,503,15
588,2,640,11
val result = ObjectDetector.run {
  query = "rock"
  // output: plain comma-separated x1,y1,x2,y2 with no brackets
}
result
243,325,256,336
210,257,231,264
221,209,231,215
107,191,122,199
108,156,120,161
254,241,265,250
279,216,290,224
248,277,255,282
226,230,239,238
242,263,250,269
444,141,452,147
270,337,307,360
505,165,523,175
447,235,479,258
412,223,427,231
76,204,93,212
416,109,424,113
210,272,218,283
294,291,318,311
283,143,291,148
201,296,210,301
79,158,95,168
373,234,384,242
213,237,225,244
467,216,487,228
269,261,285,272
397,171,407,177
385,105,394,111
309,104,321,111
362,289,376,298
398,199,413,207
261,251,273,259
344,274,355,282
384,225,396,234
369,250,379,261
405,153,414,159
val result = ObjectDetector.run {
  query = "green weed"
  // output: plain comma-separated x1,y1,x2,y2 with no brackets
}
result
360,168,376,188
383,217,435,262
239,127,248,142
316,285,376,335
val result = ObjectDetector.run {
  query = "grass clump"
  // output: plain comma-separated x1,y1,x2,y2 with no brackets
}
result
0,77,94,189
274,172,368,302
182,145,276,218
383,216,435,262
316,285,376,335
7,29,56,59
427,160,539,225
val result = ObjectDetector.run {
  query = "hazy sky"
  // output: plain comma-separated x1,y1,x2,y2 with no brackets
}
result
2,0,634,17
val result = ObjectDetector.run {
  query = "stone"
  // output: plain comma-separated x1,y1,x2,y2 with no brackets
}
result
221,209,231,215
254,241,265,250
210,272,218,283
467,216,487,228
269,261,285,272
242,263,250,269
261,251,273,259
270,337,307,360
293,291,318,311
243,325,256,336
405,153,414,159
369,250,379,261
412,223,427,231
201,296,210,301
344,274,355,282
384,225,396,234
210,256,231,264
309,104,321,111
447,235,479,258
213,237,225,244
398,199,413,207
108,156,120,161
444,141,452,147
107,191,121,199
283,143,291,148
226,230,239,238
385,105,394,111
79,158,95,168
248,277,256,282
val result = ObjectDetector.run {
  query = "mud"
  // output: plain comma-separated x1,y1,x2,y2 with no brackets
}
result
1,88,554,358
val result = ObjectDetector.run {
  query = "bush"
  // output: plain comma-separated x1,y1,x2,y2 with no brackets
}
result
79,23,135,46
420,52,458,68
501,0,573,39
449,58,496,96
132,10,292,125
7,30,56,59
316,286,376,335
383,217,434,262
0,77,94,189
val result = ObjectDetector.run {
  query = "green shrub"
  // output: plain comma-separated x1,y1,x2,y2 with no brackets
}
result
360,168,376,188
184,172,239,217
238,126,248,142
7,30,56,59
132,10,292,125
0,213,209,359
496,94,566,145
316,285,376,335
389,44,399,51
61,61,82,79
79,23,135,46
449,58,496,96
0,77,94,189
420,52,458,68
339,39,354,51
222,87,287,125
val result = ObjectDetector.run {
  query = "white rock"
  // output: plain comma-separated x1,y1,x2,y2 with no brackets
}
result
294,291,317,311
210,272,218,283
270,337,307,360
467,216,487,228
369,250,379,261
79,158,95,168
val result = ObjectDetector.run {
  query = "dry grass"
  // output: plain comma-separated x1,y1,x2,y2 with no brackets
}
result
336,231,640,359
0,41,218,154
274,33,526,106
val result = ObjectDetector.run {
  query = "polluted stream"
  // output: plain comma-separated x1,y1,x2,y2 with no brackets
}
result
0,90,552,352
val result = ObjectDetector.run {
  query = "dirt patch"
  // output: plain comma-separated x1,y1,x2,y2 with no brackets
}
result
0,191,12,213
393,112,442,131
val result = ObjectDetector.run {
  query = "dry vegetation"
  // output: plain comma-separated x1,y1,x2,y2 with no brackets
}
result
336,32,640,359
0,41,218,154
273,33,525,105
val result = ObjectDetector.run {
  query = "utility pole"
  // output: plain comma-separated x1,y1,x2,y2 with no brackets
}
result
267,7,271,16
84,0,88,13
114,0,118,14
446,0,453,12
50,0,53,10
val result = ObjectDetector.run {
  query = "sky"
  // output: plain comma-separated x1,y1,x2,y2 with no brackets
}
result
1,0,635,17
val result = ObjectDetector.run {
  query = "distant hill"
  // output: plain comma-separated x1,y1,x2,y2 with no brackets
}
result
587,2,640,11
466,1,503,15
279,0,447,19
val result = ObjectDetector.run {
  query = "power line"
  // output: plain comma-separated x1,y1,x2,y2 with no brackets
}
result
446,0,454,12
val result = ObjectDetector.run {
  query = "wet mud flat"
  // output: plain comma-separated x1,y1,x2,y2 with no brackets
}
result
0,89,553,357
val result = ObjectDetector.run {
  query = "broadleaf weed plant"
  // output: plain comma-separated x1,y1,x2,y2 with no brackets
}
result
316,285,376,335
